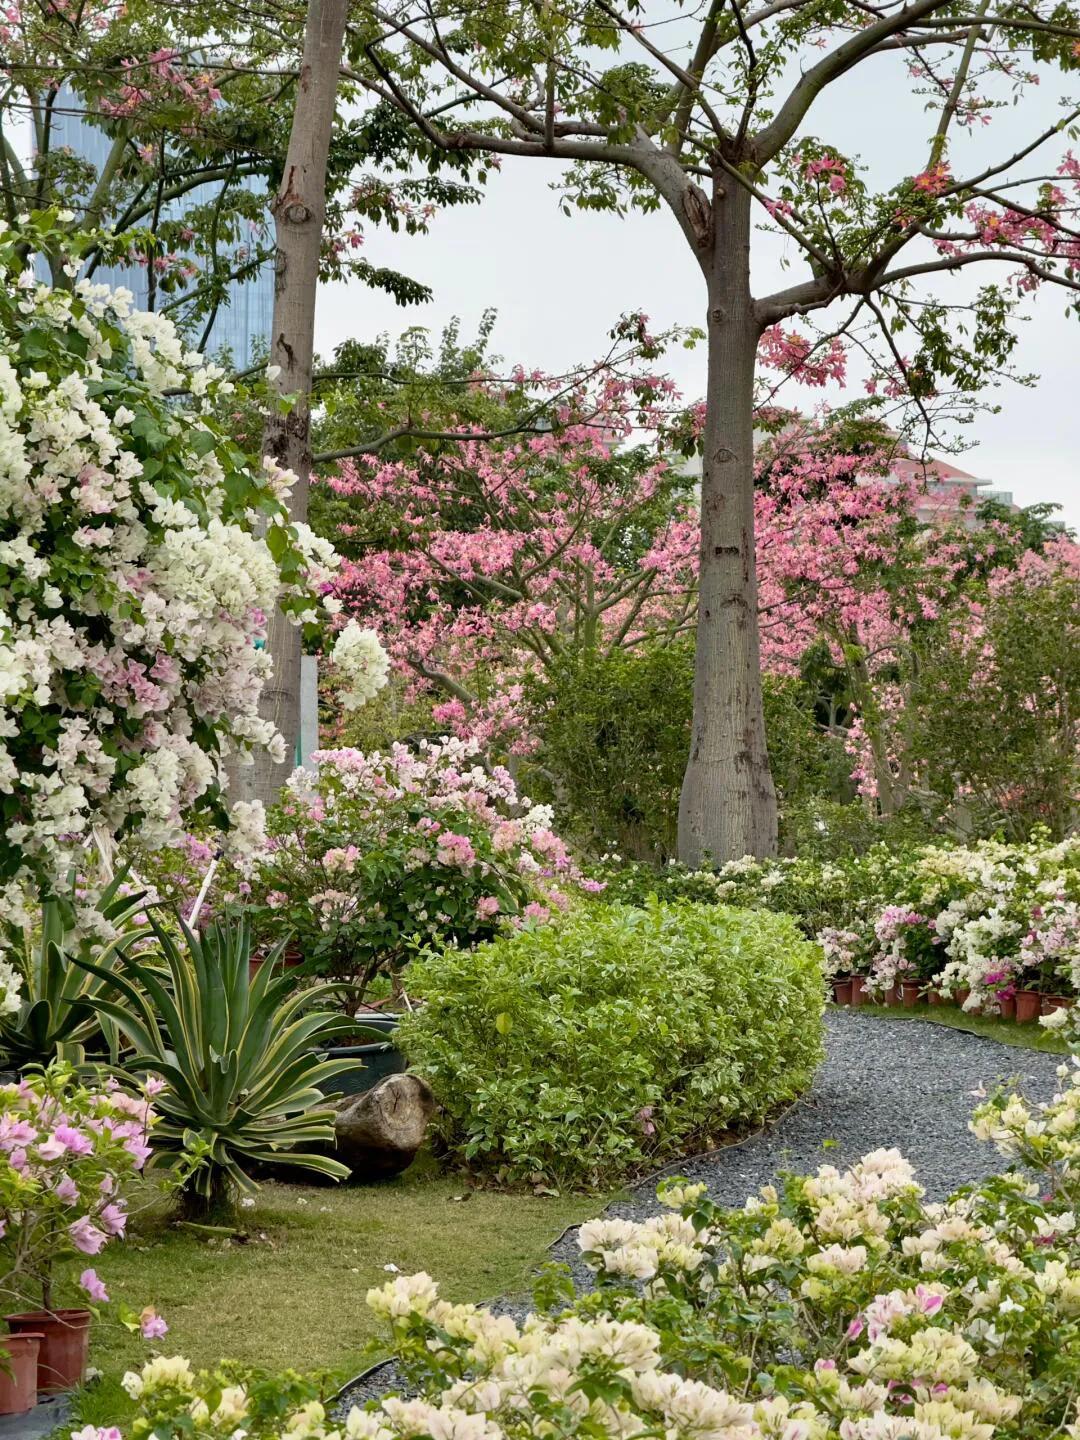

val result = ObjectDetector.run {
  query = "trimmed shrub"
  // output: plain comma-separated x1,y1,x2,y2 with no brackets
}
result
398,901,825,1189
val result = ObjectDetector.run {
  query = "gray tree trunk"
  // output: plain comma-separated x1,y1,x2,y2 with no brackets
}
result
677,178,778,866
248,0,349,808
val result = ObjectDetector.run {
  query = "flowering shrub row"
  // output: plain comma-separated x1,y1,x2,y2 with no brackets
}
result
603,836,1080,1021
398,900,824,1189
86,1055,1080,1440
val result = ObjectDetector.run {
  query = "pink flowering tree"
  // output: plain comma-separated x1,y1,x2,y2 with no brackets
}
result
754,414,1078,825
327,395,698,757
359,0,1080,862
326,372,1074,843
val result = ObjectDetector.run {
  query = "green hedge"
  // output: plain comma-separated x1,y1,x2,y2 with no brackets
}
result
398,901,825,1190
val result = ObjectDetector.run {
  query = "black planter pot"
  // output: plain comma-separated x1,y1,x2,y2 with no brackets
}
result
313,1015,406,1098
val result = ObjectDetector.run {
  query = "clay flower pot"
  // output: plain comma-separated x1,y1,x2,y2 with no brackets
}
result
1014,990,1042,1024
884,984,901,1007
850,976,868,1007
0,1333,42,1414
998,993,1017,1021
6,1309,90,1392
832,977,853,1007
900,981,921,1009
927,988,945,1006
248,949,306,984
954,987,971,1009
1041,994,1074,1014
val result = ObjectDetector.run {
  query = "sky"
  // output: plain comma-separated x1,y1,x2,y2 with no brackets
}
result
315,41,1080,529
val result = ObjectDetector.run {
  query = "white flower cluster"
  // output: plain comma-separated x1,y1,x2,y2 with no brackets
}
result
331,622,391,710
0,952,22,1017
0,222,385,912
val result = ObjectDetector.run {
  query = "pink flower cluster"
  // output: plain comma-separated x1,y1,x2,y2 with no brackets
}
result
0,1067,159,1307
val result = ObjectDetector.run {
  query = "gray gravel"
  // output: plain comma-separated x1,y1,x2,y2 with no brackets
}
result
337,1009,1064,1410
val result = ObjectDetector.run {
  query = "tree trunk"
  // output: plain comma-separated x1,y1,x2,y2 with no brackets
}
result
677,178,778,867
247,0,349,808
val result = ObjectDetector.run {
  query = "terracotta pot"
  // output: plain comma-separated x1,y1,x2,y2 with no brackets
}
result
1041,994,1074,1014
1014,990,1043,1024
998,994,1017,1021
6,1309,90,1392
248,951,306,983
901,981,921,1009
0,1333,42,1414
884,984,901,1007
954,987,971,1009
927,988,945,1006
832,977,853,1007
850,976,868,1007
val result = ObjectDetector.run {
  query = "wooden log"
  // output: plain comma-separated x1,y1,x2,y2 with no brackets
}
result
333,1073,435,1180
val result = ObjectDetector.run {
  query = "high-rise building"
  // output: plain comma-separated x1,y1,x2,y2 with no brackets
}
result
40,89,274,367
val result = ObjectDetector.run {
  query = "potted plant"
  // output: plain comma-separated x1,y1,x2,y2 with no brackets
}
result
311,1005,408,1098
0,1064,159,1397
1014,988,1042,1023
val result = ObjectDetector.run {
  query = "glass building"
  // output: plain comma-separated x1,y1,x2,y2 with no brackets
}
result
40,88,274,367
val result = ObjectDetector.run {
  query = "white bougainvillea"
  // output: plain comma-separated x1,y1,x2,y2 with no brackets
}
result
87,1058,1080,1440
0,213,387,910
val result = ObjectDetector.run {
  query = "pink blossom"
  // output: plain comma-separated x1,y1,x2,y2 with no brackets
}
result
69,1217,108,1255
53,1174,80,1204
80,1268,109,1302
99,1203,128,1236
140,1308,168,1340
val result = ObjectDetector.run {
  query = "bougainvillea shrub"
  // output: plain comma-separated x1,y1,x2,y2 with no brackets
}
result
651,835,1080,1008
0,1062,159,1311
0,213,386,922
97,1057,1080,1440
237,737,587,994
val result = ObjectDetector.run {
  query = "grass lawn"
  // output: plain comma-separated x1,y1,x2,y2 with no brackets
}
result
55,1153,599,1398
850,1001,1069,1053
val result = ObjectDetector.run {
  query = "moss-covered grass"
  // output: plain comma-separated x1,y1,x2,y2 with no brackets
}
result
54,1152,597,1415
848,1002,1069,1053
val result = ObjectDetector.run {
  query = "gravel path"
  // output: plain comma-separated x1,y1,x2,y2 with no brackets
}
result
337,1009,1064,1408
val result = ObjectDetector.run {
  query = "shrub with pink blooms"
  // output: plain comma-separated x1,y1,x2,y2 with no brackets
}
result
0,1062,159,1312
237,738,581,996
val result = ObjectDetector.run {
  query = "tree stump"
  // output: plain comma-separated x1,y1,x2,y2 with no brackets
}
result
334,1073,435,1180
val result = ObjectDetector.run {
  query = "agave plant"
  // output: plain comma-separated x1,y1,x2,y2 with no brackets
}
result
0,872,148,1070
75,915,357,1215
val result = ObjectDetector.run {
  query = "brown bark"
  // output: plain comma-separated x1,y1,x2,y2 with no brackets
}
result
248,0,349,808
677,177,778,866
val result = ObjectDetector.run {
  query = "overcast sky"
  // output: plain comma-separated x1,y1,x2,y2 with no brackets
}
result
316,49,1080,528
